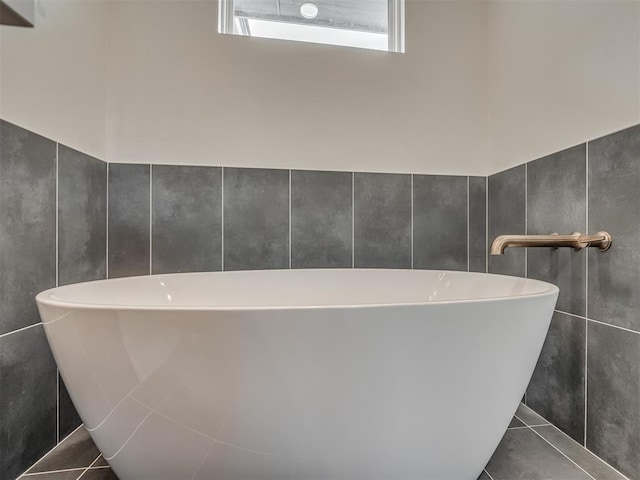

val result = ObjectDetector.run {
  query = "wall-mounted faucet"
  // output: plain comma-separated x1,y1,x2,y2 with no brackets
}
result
490,232,612,255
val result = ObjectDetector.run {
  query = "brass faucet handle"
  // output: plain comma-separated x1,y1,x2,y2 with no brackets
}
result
578,231,612,251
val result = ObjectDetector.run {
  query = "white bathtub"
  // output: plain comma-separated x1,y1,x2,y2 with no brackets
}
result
36,269,558,480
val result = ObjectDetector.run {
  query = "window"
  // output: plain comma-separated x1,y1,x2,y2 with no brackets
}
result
219,0,405,53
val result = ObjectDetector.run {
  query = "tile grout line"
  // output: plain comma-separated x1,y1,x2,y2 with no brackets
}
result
0,322,41,339
514,413,597,480
534,424,632,480
75,453,103,480
485,175,488,273
149,165,153,275
526,424,598,480
516,407,631,480
55,142,59,443
21,467,88,477
483,469,496,480
351,172,355,269
221,167,225,271
106,163,109,279
17,424,85,478
411,173,414,269
466,176,470,272
289,169,292,269
524,162,528,278
555,309,640,336
584,141,589,448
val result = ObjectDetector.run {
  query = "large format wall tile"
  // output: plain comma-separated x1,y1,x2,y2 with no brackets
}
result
527,145,586,316
108,164,150,278
526,312,585,443
223,168,289,271
488,165,526,277
413,175,468,271
152,165,222,274
469,176,487,273
58,145,107,286
354,173,411,268
0,120,56,334
588,125,640,331
587,321,640,479
291,170,352,269
0,326,57,480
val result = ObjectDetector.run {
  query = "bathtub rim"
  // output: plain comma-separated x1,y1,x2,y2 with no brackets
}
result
36,269,559,314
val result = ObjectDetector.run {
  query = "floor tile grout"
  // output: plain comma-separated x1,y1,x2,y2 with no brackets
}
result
515,413,597,480
516,403,631,480
531,424,632,480
18,424,86,478
75,453,104,480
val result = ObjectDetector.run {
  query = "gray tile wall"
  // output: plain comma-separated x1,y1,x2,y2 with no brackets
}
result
469,176,487,273
108,167,486,275
488,124,640,479
151,165,222,274
6,117,637,480
223,167,290,271
413,175,468,271
291,170,352,269
107,164,150,278
0,120,107,479
354,173,412,268
488,165,526,277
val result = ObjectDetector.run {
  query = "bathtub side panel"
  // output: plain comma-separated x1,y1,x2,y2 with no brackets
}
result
40,294,556,480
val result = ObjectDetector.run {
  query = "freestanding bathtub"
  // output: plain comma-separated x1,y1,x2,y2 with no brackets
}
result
36,269,558,480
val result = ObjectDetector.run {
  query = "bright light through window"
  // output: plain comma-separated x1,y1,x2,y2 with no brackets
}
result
219,0,405,53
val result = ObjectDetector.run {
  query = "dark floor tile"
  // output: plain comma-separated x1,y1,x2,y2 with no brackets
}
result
28,427,100,473
0,120,56,334
78,469,119,480
587,321,640,479
58,145,106,286
152,165,222,274
22,471,82,480
353,173,411,268
223,168,289,271
108,164,150,278
485,428,592,480
0,325,57,480
91,457,108,467
488,165,526,277
476,471,492,480
515,403,550,427
469,176,487,273
527,145,586,316
533,425,628,480
588,124,640,331
413,175,468,271
291,170,352,269
509,417,525,429
59,374,82,441
526,312,586,443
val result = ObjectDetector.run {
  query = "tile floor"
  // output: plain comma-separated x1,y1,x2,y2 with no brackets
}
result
17,404,627,480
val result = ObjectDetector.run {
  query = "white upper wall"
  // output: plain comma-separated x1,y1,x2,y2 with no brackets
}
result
106,0,489,175
0,0,108,160
487,0,640,175
1,1,639,175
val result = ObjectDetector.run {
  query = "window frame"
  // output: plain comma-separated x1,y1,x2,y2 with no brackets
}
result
218,0,405,53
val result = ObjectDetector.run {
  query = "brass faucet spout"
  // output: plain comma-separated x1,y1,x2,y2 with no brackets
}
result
490,232,612,255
